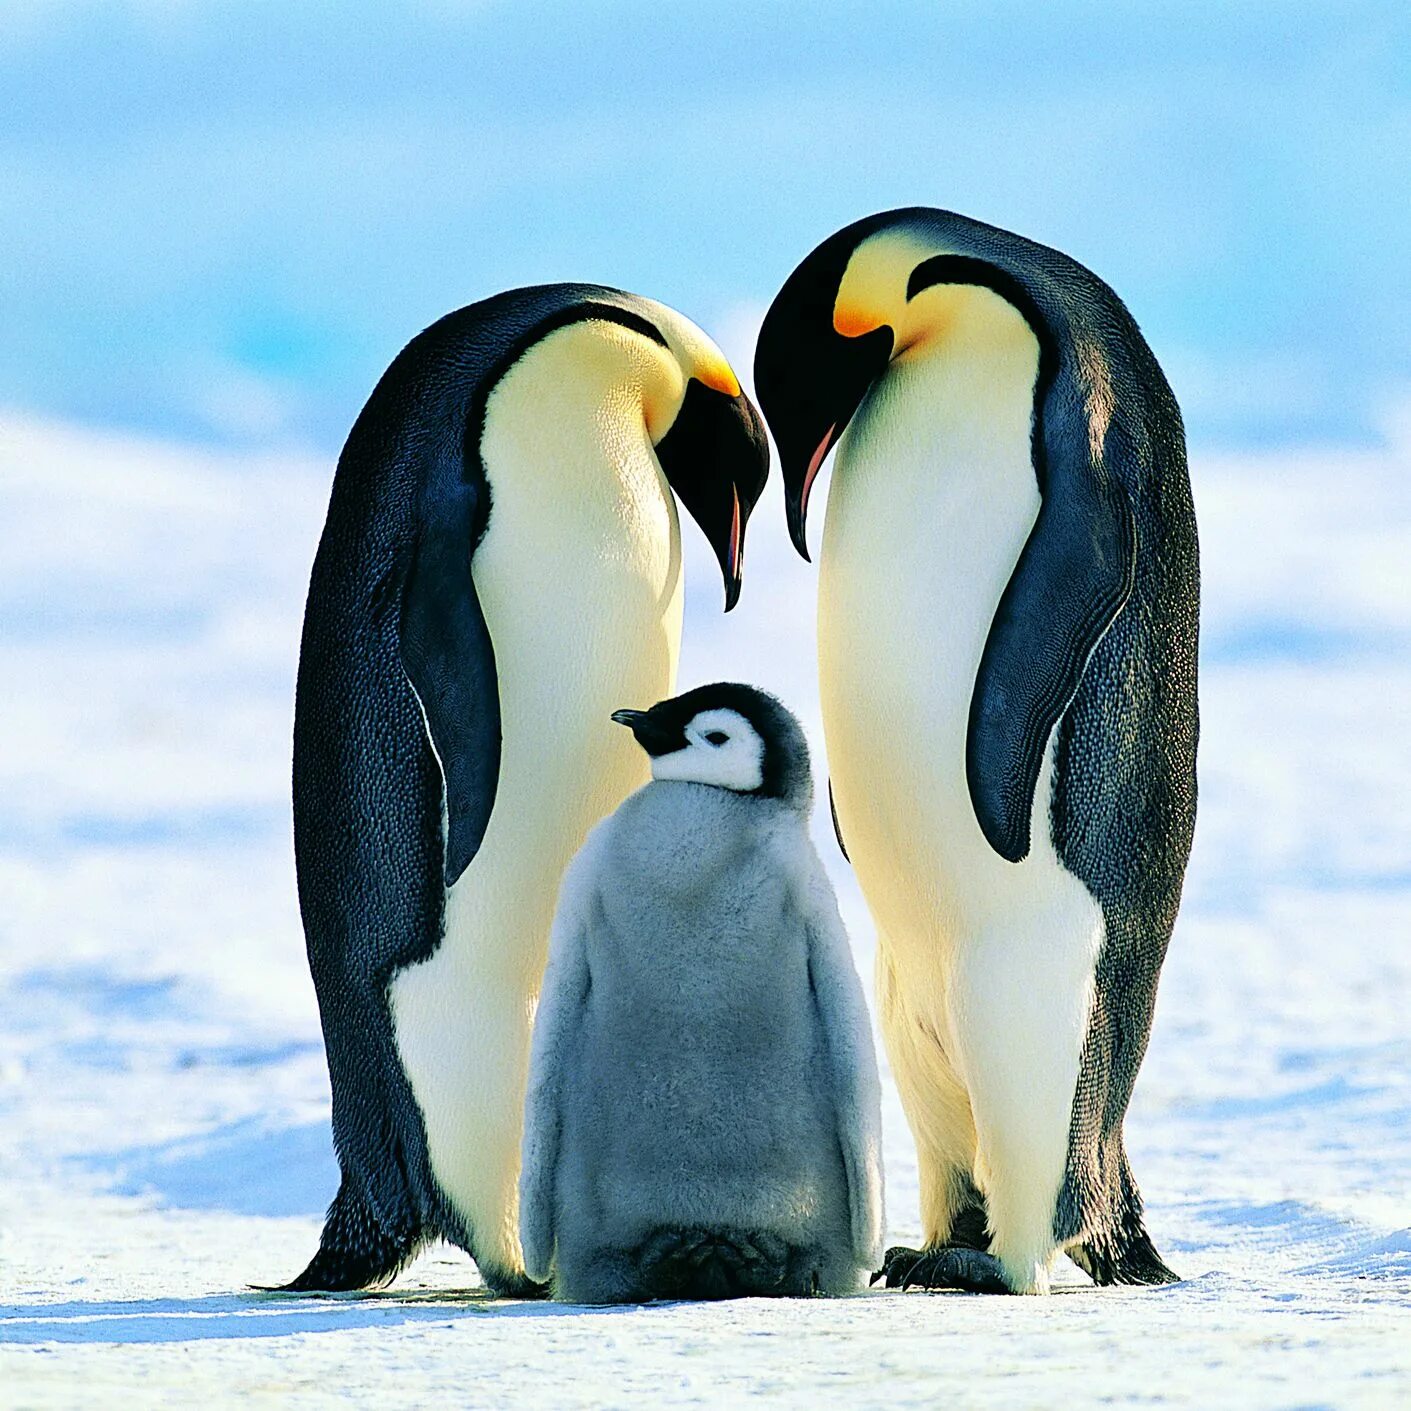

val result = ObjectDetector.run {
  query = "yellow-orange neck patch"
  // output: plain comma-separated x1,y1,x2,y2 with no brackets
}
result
833,305,886,339
696,362,741,398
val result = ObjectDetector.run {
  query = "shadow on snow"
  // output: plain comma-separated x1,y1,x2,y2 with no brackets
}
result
0,1292,635,1345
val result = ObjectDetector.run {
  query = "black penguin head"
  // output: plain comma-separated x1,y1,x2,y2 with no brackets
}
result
511,291,768,613
753,214,908,561
612,683,812,808
756,209,1044,561
652,378,770,612
631,299,769,613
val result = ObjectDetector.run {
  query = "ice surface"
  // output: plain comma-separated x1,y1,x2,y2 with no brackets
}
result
1,412,1408,1407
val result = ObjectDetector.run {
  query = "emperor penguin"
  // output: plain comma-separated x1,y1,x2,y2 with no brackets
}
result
284,286,769,1294
752,209,1199,1295
519,684,884,1303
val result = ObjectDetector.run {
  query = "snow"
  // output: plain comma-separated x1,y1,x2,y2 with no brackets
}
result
1,409,1409,1407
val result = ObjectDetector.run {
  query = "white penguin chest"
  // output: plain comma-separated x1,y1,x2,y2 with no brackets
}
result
815,291,1107,1284
388,339,685,1268
817,320,1063,944
434,361,684,993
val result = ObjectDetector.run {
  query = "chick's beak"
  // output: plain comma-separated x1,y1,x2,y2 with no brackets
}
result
611,707,685,757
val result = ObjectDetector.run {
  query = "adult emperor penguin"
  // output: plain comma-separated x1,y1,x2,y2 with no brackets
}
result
753,209,1199,1295
284,285,768,1294
520,684,884,1303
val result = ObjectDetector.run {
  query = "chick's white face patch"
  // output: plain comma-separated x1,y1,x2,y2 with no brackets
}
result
650,709,764,792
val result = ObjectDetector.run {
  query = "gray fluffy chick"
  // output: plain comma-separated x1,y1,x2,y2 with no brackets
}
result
519,683,884,1303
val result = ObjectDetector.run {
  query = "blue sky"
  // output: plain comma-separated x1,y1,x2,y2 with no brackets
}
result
2,0,1407,453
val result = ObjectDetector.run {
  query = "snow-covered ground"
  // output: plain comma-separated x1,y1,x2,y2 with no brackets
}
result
2,408,1409,1407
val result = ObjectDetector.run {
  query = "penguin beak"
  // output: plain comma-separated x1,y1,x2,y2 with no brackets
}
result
755,323,894,563
653,379,769,612
612,707,686,757
754,242,897,563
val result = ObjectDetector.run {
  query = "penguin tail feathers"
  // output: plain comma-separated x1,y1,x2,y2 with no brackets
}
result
1060,1142,1178,1288
636,1227,795,1301
273,1180,419,1293
1070,1215,1179,1288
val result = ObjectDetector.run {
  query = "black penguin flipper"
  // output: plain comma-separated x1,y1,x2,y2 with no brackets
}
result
395,286,679,889
967,416,1136,864
399,469,501,888
896,232,1138,864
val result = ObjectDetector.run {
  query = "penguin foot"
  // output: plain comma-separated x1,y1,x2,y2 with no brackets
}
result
871,1245,1011,1295
481,1265,551,1300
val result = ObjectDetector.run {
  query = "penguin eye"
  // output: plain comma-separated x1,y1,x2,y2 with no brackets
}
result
704,731,729,747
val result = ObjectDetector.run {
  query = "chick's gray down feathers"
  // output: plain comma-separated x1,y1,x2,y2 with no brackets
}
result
520,776,884,1303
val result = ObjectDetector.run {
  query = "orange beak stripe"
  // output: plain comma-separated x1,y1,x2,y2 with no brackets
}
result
800,422,836,523
727,485,742,579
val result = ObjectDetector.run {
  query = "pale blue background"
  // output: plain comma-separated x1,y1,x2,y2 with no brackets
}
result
2,0,1406,451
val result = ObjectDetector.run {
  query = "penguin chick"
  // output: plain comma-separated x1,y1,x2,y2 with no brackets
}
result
519,683,884,1303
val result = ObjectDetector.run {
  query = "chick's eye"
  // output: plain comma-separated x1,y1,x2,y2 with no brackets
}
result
704,731,729,747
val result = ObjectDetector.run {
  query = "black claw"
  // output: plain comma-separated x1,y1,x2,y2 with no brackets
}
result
936,1248,1011,1295
876,1244,1012,1295
877,1245,925,1290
